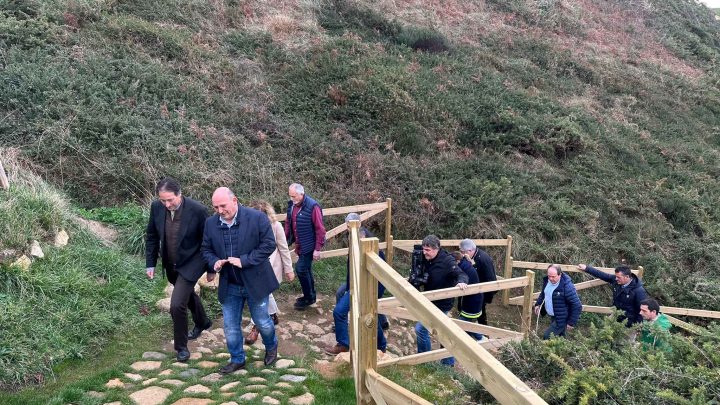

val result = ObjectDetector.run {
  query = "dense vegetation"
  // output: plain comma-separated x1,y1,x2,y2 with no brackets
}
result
1,0,720,400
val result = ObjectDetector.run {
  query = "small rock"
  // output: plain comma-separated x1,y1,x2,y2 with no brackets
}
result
315,307,324,315
275,382,292,388
260,369,276,374
286,321,303,332
105,378,124,388
316,318,327,324
87,390,104,398
314,359,329,366
287,368,307,374
190,352,202,360
159,369,173,376
220,381,240,391
184,384,211,394
160,379,184,387
124,373,144,381
29,240,44,258
245,384,268,391
143,378,158,385
128,386,172,405
156,298,171,312
103,402,122,405
164,284,174,296
54,230,69,247
179,369,201,378
197,347,213,354
318,333,335,347
239,393,258,400
289,393,315,405
232,368,248,376
334,352,351,363
262,396,280,404
220,402,239,405
275,359,295,369
248,377,267,383
142,351,168,360
253,361,265,368
11,255,31,271
200,372,222,382
280,375,307,383
130,361,162,371
172,362,189,368
196,360,219,369
171,399,214,405
305,324,324,335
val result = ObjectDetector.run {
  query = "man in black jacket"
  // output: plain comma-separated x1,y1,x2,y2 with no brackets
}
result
578,263,647,326
145,178,212,361
414,235,468,366
459,239,497,325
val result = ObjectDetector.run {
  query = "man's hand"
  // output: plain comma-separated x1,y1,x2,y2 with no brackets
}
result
227,257,242,268
146,267,155,279
577,264,587,272
456,282,468,290
213,259,227,271
313,250,321,260
284,272,296,282
206,272,216,282
534,305,541,316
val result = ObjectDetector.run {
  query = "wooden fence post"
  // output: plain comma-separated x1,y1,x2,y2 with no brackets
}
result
384,198,392,266
521,270,535,337
503,251,514,306
357,237,379,404
0,159,9,190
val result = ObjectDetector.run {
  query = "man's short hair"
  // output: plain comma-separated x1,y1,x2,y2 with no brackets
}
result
459,239,476,252
614,265,632,277
422,235,441,250
640,298,660,313
290,183,305,194
156,177,181,195
547,264,562,275
345,212,361,223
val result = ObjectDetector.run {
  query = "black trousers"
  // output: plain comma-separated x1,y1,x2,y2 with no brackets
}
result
478,302,489,325
169,271,209,351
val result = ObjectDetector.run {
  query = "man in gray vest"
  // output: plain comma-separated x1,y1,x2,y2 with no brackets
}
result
146,178,212,362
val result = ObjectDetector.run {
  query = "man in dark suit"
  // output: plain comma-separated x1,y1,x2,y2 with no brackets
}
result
201,187,279,373
145,178,212,362
459,239,497,325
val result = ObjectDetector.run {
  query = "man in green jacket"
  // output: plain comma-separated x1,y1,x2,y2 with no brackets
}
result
638,298,672,351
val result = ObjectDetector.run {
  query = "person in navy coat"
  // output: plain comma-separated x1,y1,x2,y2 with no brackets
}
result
201,187,278,373
533,264,582,339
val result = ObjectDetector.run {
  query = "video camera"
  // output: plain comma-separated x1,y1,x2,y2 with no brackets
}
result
408,244,429,289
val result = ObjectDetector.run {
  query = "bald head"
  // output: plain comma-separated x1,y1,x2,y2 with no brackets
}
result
212,187,238,221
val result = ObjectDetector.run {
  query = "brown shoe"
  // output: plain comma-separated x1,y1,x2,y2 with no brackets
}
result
245,325,259,345
324,344,349,355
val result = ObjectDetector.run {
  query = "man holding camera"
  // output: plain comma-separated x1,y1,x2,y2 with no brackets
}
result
413,235,468,367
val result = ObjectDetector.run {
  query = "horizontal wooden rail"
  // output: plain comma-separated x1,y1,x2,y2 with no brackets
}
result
508,279,607,305
378,277,529,310
274,202,388,222
660,306,720,319
512,261,641,275
324,208,386,240
664,315,702,335
377,337,522,369
379,306,522,339
365,368,432,405
365,252,546,405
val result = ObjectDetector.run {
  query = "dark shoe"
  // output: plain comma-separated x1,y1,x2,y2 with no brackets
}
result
177,349,190,362
264,347,278,366
381,319,390,331
188,319,212,340
245,325,259,345
271,313,279,325
219,361,245,374
324,344,349,355
293,297,316,310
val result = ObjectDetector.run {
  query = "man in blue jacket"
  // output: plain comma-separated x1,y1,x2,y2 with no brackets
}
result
201,187,279,373
533,265,582,339
578,263,647,326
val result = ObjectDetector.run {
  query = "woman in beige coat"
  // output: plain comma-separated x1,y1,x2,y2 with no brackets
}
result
245,200,295,344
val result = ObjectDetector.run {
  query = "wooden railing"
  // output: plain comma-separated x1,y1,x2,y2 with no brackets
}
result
347,221,546,405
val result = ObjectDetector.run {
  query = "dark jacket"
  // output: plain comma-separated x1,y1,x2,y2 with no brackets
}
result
423,249,469,312
535,273,582,329
457,257,484,317
585,266,647,326
145,196,209,283
471,248,497,303
285,195,322,255
201,206,278,303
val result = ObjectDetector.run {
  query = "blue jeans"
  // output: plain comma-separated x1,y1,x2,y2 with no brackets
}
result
335,282,389,327
296,252,316,301
333,288,387,352
542,317,566,340
416,311,454,366
458,314,482,341
222,283,277,364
